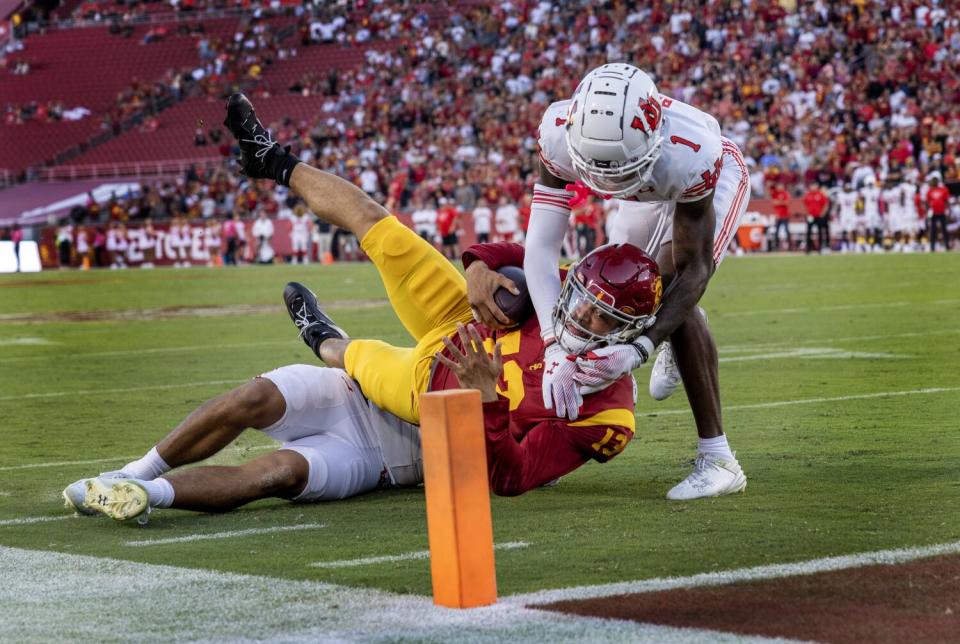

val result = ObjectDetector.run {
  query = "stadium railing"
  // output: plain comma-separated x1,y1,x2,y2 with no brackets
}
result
34,157,223,181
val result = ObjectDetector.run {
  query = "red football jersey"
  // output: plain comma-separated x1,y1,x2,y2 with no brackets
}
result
428,242,638,496
927,186,949,215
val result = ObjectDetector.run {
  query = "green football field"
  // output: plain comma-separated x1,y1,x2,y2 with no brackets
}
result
2,253,959,641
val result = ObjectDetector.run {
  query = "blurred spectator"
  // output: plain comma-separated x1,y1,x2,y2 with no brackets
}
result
473,198,492,244
436,199,460,260
495,196,520,243
770,183,792,251
925,175,950,252
251,210,275,264
803,184,831,254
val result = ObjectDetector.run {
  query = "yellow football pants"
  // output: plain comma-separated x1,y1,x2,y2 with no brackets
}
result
344,216,473,424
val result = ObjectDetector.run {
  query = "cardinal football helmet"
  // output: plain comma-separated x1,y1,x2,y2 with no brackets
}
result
565,64,664,199
553,243,662,355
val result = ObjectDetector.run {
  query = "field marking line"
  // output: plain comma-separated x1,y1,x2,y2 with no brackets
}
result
1,545,778,643
0,340,289,363
719,300,915,318
123,523,327,547
0,515,74,526
508,539,960,607
0,456,141,472
0,337,56,347
0,379,244,402
718,347,905,363
641,386,960,418
5,388,959,472
308,541,530,569
719,328,960,355
0,445,275,473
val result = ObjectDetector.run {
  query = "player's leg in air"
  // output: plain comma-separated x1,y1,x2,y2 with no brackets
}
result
223,93,473,425
63,366,417,521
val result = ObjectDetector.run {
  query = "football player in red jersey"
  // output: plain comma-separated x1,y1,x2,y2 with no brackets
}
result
63,95,662,521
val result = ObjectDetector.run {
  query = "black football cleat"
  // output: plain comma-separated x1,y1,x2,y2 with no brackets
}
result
224,93,295,183
283,282,349,358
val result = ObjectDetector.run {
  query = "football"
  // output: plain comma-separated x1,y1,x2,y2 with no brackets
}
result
493,265,534,327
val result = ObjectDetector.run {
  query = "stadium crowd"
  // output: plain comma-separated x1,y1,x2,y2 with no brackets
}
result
5,0,960,261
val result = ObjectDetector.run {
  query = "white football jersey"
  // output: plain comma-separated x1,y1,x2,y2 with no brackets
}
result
882,187,903,218
836,189,859,218
860,185,881,217
538,94,723,203
898,183,918,217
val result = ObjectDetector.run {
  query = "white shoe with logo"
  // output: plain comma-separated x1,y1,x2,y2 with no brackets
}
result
666,453,747,500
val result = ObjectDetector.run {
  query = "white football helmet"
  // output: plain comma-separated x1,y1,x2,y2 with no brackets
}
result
565,64,664,199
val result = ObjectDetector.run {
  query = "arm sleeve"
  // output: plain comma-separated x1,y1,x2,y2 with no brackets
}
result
461,242,525,270
524,184,574,338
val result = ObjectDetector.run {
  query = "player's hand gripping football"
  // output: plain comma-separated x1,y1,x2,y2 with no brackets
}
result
574,343,649,394
542,341,583,421
435,323,503,403
465,261,519,330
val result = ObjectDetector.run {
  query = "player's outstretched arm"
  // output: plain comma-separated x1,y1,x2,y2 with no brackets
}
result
524,161,574,339
644,193,716,347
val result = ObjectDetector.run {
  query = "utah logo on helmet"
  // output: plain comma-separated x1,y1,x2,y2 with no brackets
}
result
565,64,664,199
553,243,662,355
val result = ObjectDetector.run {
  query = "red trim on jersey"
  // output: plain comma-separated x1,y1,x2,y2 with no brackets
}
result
712,142,749,262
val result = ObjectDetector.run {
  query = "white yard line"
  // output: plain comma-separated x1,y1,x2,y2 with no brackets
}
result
0,340,289,363
719,300,913,318
718,327,960,354
0,456,140,472
641,386,960,417
0,515,74,526
4,387,958,473
0,445,274,474
0,337,56,346
0,545,792,643
124,523,327,547
0,379,244,402
718,347,904,363
508,540,960,607
309,541,529,569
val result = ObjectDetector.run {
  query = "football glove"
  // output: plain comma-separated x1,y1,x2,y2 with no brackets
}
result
541,341,583,421
574,337,654,395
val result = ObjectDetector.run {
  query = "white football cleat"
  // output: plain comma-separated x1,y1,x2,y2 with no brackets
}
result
84,477,150,521
666,453,747,501
649,307,710,400
62,479,98,516
649,341,682,400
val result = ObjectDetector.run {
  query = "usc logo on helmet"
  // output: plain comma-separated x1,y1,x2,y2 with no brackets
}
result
651,274,663,309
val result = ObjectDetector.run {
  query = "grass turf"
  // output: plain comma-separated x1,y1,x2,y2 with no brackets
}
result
1,254,958,596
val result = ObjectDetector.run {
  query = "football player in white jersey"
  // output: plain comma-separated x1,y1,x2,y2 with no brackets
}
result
834,182,860,252
859,176,883,251
897,179,920,251
882,178,906,251
472,64,750,500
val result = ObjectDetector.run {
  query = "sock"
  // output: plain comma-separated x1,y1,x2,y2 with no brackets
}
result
265,145,302,187
699,435,735,461
140,478,175,508
121,447,171,480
